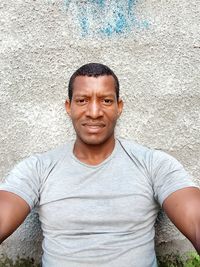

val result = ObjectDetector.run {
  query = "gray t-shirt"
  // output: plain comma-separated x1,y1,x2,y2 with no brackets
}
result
0,138,196,267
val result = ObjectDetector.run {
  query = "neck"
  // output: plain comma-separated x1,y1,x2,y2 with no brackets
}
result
73,137,116,165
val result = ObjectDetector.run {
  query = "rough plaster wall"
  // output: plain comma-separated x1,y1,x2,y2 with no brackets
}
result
0,0,199,263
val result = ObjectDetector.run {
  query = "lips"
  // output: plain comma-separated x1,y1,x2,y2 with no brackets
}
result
82,122,105,127
82,122,105,133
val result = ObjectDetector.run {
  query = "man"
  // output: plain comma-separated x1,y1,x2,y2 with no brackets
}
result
0,63,199,267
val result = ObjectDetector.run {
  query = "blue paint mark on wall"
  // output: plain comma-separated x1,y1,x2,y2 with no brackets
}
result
91,0,106,8
62,0,149,36
79,16,89,36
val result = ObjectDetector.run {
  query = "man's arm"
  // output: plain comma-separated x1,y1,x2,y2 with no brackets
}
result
163,187,200,254
0,191,30,244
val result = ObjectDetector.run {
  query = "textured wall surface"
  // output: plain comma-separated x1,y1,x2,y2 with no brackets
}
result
0,0,199,264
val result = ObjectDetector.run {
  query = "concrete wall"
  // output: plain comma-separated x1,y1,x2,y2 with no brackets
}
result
0,0,199,264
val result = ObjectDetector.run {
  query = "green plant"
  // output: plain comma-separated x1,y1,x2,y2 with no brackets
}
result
0,256,40,267
157,252,200,267
184,252,200,267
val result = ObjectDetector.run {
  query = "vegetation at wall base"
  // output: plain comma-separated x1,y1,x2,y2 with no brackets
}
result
0,252,199,267
0,256,40,267
157,252,200,267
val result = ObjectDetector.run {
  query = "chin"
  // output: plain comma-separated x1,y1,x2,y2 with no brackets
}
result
83,139,105,146
79,135,112,146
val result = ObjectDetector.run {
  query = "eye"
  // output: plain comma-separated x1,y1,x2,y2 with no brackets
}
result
102,99,113,105
75,98,88,105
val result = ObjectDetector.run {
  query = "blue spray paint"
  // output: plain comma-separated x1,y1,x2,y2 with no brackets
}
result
79,17,89,36
101,12,128,35
63,0,70,10
91,0,106,8
128,0,137,13
62,0,149,36
116,13,128,33
79,15,89,37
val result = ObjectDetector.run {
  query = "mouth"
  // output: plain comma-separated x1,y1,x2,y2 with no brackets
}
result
82,123,105,133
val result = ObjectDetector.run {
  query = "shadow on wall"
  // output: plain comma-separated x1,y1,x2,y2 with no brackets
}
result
62,0,149,36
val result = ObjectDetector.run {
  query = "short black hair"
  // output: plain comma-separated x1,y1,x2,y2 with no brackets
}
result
68,63,119,101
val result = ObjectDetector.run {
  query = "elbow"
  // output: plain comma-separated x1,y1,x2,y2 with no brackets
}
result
188,219,200,255
0,223,9,245
0,230,4,245
194,226,200,255
0,232,9,245
0,228,4,245
0,223,3,244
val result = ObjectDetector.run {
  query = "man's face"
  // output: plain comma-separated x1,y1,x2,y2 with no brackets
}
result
65,75,123,146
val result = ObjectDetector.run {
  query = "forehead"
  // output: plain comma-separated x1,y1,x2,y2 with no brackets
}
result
72,75,116,96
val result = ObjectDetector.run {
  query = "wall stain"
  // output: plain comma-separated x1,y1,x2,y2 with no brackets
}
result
62,0,149,36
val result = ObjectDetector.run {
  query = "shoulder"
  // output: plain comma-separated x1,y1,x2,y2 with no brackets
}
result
116,138,155,178
33,142,72,171
10,142,72,178
38,142,71,161
116,138,185,176
118,138,180,163
117,138,153,158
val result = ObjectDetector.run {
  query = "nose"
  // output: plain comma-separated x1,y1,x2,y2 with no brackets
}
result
86,100,103,119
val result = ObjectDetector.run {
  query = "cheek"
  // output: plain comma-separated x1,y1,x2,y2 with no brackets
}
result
70,108,84,121
107,110,119,122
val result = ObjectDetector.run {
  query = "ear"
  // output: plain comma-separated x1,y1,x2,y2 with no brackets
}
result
117,98,123,117
65,99,71,117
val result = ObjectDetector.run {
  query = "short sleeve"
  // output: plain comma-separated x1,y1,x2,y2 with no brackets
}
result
151,150,197,206
0,155,41,209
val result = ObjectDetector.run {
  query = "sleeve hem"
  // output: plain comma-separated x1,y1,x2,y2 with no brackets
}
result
0,186,34,210
159,183,199,207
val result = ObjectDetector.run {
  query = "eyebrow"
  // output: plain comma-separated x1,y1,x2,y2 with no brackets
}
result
73,94,116,98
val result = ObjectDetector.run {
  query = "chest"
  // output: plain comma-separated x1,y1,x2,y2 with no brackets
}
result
38,161,158,233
